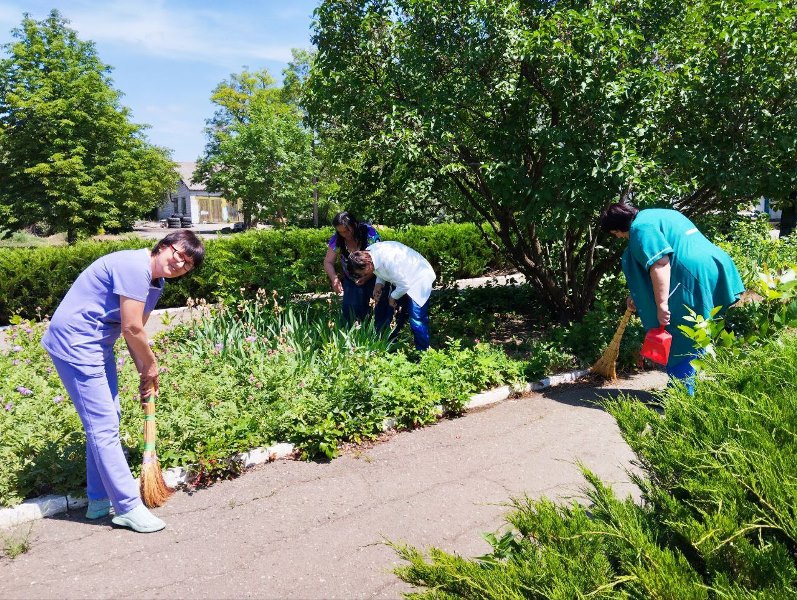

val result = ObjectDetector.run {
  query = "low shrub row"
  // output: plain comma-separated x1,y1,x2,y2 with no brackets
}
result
0,294,524,507
393,329,797,597
0,222,504,324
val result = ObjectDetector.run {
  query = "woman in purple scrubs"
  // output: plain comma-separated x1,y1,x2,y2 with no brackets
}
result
42,230,204,532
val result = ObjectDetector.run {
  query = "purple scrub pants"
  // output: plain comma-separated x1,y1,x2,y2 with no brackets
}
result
49,354,141,515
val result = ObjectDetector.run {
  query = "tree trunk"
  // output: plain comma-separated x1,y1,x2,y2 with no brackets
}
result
67,227,77,245
780,192,796,238
312,177,319,228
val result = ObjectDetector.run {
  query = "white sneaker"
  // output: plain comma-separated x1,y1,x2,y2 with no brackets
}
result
112,504,166,533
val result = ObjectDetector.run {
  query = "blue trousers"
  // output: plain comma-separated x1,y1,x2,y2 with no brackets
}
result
667,355,698,396
341,275,393,331
49,353,141,515
391,295,431,350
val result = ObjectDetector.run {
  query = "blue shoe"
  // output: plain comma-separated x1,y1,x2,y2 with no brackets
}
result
112,504,166,533
85,498,111,520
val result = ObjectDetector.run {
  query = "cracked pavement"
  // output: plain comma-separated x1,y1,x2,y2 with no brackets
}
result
0,371,667,599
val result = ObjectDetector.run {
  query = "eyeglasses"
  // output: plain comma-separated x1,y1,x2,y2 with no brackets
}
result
169,244,193,270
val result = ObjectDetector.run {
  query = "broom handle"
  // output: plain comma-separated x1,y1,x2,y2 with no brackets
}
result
610,307,634,346
142,387,157,456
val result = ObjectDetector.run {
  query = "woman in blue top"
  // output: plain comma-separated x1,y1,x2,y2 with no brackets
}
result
323,211,393,330
42,230,205,532
600,203,745,394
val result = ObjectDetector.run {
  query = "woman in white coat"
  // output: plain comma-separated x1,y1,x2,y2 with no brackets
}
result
348,241,436,350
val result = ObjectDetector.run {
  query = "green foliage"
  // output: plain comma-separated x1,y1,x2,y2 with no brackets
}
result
0,295,525,506
0,222,501,324
0,523,33,559
306,0,797,320
195,68,317,226
393,331,797,598
0,10,177,243
719,216,797,290
682,265,797,366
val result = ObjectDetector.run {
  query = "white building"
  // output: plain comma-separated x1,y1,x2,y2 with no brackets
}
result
754,197,782,220
156,162,240,224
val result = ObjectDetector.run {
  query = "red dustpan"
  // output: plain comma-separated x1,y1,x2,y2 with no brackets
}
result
640,326,672,365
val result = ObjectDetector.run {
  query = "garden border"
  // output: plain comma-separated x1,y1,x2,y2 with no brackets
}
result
0,368,589,530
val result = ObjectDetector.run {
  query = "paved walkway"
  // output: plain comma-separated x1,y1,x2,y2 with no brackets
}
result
0,371,666,599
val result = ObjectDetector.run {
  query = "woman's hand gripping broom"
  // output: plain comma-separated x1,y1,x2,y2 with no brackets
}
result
140,386,174,508
590,307,634,381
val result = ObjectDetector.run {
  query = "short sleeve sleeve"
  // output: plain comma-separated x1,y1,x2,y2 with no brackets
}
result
110,252,150,302
365,225,381,245
629,224,674,270
327,234,338,251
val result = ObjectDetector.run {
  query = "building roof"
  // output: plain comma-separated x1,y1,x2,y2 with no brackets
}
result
177,162,207,192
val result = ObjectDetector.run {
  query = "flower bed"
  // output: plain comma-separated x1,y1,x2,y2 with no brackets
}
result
0,294,525,508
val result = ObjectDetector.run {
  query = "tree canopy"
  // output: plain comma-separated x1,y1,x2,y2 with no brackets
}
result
195,68,317,227
0,10,177,243
306,0,797,319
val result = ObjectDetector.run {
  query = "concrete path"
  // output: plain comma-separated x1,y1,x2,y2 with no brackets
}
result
0,371,666,599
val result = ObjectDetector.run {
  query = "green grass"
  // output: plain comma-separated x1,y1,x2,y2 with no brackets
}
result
392,330,797,598
1,523,33,559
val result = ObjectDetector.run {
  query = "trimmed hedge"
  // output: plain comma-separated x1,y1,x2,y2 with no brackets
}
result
0,223,503,324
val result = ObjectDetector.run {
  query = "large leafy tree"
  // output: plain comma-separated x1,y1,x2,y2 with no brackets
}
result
0,10,177,243
306,0,797,319
195,68,317,227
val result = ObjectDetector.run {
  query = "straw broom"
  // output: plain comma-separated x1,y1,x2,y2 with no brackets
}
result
590,307,634,381
140,387,173,508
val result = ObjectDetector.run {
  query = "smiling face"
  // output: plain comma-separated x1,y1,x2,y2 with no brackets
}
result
152,243,194,279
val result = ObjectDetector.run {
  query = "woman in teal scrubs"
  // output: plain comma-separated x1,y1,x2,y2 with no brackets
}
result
600,203,745,394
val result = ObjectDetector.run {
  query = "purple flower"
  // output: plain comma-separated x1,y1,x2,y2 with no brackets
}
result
24,328,33,334
12,360,19,366
214,343,224,351
245,335,257,343
117,356,126,366
147,340,155,347
16,386,33,396
4,402,12,411
11,345,23,352
53,395,64,403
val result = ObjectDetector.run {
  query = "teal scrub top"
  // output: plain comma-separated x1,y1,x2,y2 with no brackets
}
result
621,209,745,366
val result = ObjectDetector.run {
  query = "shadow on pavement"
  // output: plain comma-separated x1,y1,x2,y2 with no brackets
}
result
540,381,664,412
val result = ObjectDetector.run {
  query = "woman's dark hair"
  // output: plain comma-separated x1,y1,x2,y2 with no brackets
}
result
152,230,205,270
600,203,639,234
347,250,373,277
332,211,367,251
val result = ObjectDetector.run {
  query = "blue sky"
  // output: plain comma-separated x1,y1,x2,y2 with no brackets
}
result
0,0,319,161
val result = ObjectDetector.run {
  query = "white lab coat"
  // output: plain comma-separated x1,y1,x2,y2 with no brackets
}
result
367,241,436,306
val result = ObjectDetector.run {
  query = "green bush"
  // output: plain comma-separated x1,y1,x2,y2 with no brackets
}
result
0,297,524,506
0,223,502,324
393,330,797,598
717,212,797,288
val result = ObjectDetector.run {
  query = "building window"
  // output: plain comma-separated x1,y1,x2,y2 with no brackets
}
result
181,197,187,215
172,198,179,213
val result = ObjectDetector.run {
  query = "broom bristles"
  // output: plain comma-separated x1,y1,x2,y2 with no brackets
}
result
140,388,174,508
141,457,173,508
590,307,634,381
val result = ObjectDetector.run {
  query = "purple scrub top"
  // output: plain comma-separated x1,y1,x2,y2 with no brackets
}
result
42,249,165,365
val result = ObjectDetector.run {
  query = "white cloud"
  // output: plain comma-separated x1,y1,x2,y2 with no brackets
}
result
6,0,299,67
